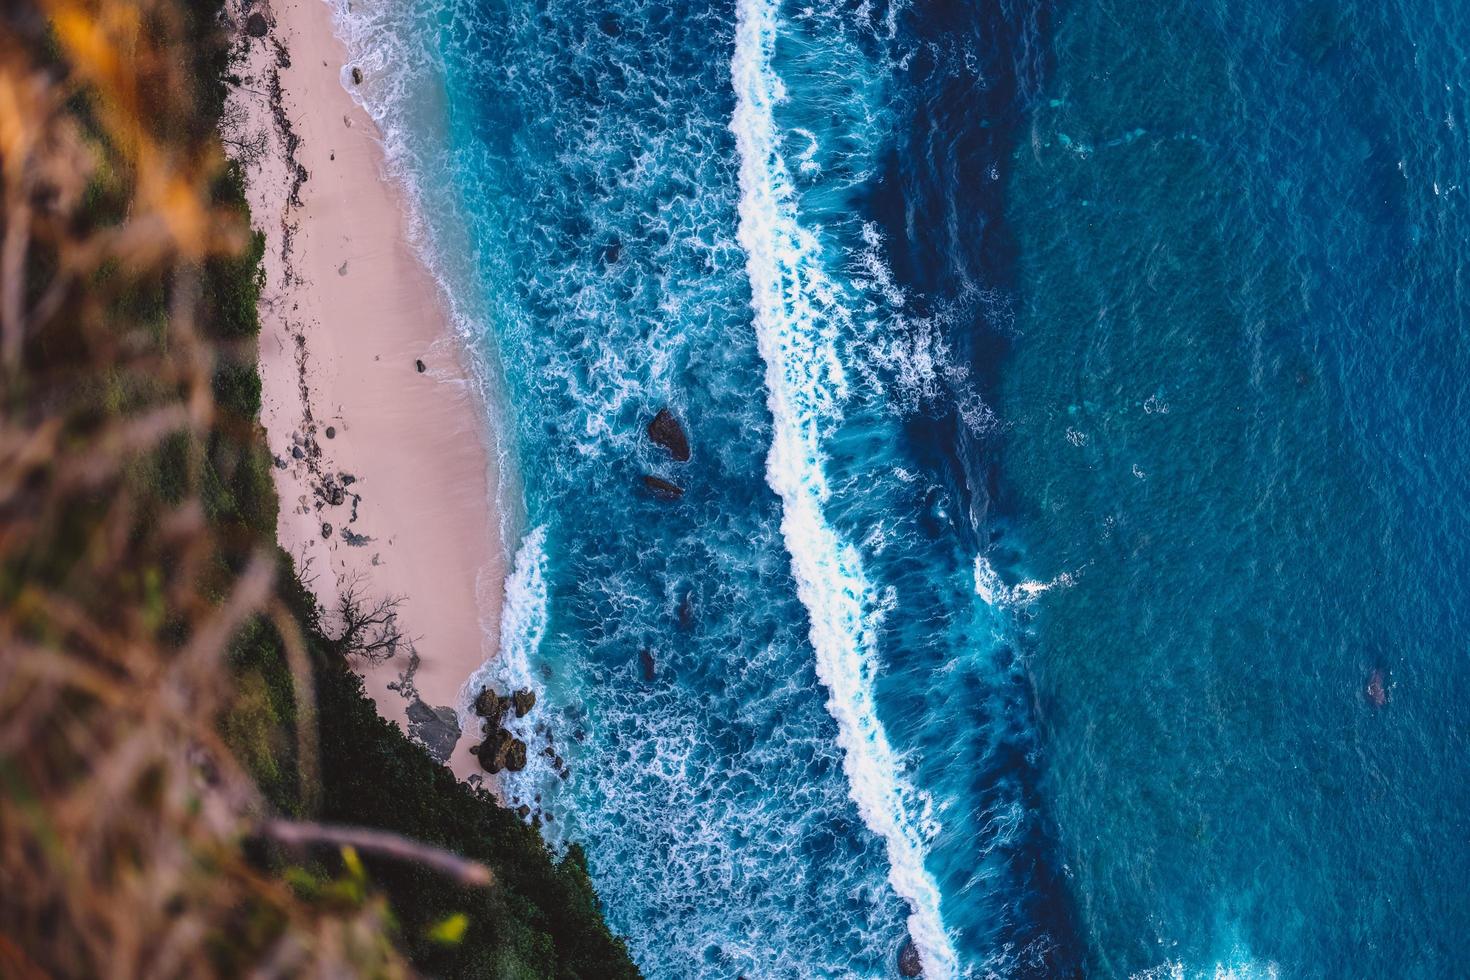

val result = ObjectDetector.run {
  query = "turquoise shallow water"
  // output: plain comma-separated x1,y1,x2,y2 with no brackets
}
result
330,0,1470,974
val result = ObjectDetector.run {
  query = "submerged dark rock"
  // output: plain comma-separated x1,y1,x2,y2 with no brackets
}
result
642,474,684,500
898,937,922,977
1367,668,1388,707
405,698,460,763
647,407,691,461
639,648,656,682
245,12,268,37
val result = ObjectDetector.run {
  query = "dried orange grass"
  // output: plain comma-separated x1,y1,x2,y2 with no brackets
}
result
0,1,418,975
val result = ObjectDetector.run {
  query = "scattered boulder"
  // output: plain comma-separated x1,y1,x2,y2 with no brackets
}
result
405,699,460,763
516,804,531,818
324,425,336,439
647,407,691,461
415,358,426,373
350,66,363,85
642,474,684,500
505,738,528,771
898,938,922,978
512,688,536,718
473,688,509,728
639,648,656,682
474,727,528,773
320,522,332,539
245,12,268,37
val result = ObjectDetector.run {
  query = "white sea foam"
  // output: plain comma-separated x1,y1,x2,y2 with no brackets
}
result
319,0,521,554
974,554,1075,609
730,1,957,975
458,526,552,808
1131,957,1281,980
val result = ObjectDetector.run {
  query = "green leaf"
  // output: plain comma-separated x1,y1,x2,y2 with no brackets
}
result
426,913,469,946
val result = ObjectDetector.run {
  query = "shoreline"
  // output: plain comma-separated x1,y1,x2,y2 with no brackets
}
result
226,0,504,783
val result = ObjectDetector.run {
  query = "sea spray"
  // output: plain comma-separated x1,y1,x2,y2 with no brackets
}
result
730,0,957,974
459,526,552,813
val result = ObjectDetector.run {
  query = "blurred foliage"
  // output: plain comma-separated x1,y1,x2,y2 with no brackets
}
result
0,0,637,976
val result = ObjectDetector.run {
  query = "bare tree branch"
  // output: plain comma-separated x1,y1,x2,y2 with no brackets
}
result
328,577,411,664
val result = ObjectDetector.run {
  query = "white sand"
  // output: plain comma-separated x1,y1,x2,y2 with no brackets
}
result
226,0,503,781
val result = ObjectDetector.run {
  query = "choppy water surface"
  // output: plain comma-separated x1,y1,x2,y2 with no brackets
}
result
330,0,1470,974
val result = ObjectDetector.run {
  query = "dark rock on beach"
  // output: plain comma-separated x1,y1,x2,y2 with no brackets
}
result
350,66,363,85
319,480,346,506
245,12,268,37
898,937,922,977
642,474,684,500
320,521,332,539
475,687,536,724
473,727,528,773
474,688,509,727
405,698,461,763
415,358,426,373
647,407,691,461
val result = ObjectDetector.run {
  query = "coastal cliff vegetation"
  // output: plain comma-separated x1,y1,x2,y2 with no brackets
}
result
0,0,637,975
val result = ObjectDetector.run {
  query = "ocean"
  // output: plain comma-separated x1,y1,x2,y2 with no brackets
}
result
329,0,1470,975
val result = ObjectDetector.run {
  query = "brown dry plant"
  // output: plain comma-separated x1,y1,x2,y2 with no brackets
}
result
0,1,482,975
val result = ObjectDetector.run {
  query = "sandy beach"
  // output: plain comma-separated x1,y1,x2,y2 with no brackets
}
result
225,0,503,780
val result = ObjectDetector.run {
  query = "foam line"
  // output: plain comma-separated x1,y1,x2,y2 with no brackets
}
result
459,525,548,737
729,1,958,975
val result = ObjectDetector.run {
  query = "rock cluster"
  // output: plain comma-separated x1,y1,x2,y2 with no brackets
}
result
641,407,690,499
470,687,536,774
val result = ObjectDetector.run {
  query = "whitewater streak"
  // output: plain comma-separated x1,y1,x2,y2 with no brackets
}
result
729,0,958,976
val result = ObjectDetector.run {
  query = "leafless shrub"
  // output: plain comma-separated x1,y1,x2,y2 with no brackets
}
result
218,97,271,170
330,577,412,664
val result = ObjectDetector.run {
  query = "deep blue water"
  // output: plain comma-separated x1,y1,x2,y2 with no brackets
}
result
333,0,1470,975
